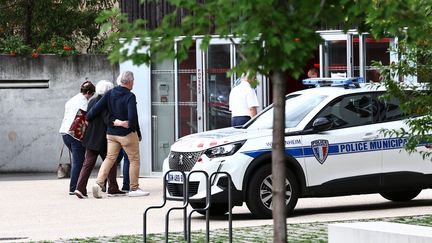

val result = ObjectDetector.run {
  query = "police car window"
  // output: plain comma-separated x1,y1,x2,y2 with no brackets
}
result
248,94,327,129
317,94,375,129
381,97,410,122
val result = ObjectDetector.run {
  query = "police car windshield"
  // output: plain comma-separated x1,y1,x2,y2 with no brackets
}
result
247,94,327,129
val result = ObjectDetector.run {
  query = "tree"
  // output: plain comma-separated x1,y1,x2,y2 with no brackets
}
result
100,0,431,241
366,0,432,159
0,0,116,53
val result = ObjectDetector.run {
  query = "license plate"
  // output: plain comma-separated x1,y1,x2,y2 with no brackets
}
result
167,172,184,184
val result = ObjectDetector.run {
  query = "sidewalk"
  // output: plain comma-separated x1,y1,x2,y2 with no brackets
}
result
2,173,432,242
0,173,262,242
0,173,172,242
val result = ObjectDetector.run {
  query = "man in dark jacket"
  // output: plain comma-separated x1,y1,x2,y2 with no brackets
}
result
74,80,125,199
89,71,149,198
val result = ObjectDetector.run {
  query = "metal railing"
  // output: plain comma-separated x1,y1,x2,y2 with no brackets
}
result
143,170,233,243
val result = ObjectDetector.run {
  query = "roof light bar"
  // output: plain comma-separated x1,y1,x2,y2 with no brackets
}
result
302,77,365,88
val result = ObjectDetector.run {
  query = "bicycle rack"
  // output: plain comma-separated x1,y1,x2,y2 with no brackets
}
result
143,169,233,243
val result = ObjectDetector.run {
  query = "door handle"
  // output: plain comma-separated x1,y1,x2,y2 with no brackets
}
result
362,133,378,140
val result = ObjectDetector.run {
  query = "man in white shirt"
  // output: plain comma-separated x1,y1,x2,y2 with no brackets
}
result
228,74,260,126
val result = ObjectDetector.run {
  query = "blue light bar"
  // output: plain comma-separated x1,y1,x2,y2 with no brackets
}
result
303,77,365,88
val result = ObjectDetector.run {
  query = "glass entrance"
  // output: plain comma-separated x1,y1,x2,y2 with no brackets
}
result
149,38,265,173
204,44,233,130
321,33,358,78
196,38,239,131
320,31,394,81
150,57,175,172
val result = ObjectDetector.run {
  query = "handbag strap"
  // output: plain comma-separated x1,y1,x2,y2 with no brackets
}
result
58,144,72,165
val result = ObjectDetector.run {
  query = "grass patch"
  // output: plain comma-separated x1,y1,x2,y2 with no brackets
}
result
33,214,432,243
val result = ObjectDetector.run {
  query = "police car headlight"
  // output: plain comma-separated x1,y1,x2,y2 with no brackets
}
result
204,140,246,158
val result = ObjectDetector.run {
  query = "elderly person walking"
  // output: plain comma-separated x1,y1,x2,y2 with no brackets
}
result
88,71,149,198
59,80,95,195
74,80,125,199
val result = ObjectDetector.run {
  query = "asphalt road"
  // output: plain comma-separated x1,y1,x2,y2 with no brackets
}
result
1,173,432,242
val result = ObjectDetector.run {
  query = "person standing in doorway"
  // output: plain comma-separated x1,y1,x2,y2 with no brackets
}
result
229,73,260,126
74,80,125,199
88,71,149,198
59,80,95,195
307,67,319,78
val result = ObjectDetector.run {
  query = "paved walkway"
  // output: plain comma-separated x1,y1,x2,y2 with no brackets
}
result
0,173,262,242
2,173,432,242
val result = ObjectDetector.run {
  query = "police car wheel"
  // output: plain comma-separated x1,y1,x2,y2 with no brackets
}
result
246,164,299,219
379,189,421,202
190,202,230,216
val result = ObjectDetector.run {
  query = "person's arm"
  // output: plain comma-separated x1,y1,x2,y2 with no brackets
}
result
136,114,142,141
127,94,139,132
113,119,129,128
246,89,260,118
249,107,257,117
87,93,109,121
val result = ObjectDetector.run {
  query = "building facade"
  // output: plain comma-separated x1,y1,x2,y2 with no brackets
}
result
119,1,394,175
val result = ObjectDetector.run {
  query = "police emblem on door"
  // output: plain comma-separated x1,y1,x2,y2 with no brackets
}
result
311,139,329,164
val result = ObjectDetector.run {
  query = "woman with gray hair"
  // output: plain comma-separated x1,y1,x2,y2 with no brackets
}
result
74,80,125,198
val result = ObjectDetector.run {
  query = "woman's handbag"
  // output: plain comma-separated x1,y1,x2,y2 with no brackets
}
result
57,144,71,179
68,109,87,141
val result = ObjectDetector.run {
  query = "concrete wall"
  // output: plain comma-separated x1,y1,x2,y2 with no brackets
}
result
0,55,119,172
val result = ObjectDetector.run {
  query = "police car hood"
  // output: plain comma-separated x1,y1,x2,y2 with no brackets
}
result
170,127,273,152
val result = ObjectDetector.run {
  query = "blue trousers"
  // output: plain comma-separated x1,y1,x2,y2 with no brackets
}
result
231,116,251,127
116,149,130,191
62,134,85,193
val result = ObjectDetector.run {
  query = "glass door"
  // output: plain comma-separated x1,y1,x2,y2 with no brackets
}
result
150,57,175,172
320,31,394,81
196,39,238,132
320,33,350,78
177,42,198,138
149,38,265,172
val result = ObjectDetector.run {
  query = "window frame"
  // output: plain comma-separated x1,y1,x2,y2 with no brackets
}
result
304,91,381,132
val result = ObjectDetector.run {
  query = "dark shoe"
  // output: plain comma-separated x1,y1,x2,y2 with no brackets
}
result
102,180,107,192
108,190,127,197
69,191,75,195
74,190,88,199
121,186,130,193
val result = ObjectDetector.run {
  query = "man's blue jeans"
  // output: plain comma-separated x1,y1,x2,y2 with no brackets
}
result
116,149,130,191
62,134,85,193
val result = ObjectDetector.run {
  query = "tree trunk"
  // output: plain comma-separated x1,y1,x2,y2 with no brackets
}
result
24,0,34,46
271,70,287,243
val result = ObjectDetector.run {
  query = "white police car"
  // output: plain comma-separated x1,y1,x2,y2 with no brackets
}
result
163,77,431,218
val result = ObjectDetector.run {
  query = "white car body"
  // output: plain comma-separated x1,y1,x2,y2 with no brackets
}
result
163,78,431,218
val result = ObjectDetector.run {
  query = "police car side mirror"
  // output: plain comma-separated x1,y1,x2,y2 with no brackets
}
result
312,117,332,132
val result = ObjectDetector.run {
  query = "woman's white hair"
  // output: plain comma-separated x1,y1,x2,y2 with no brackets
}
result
95,80,114,96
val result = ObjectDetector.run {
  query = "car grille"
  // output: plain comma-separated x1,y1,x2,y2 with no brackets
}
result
168,151,203,171
167,182,199,197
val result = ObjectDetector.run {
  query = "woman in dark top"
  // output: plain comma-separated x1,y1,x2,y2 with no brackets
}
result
74,80,124,198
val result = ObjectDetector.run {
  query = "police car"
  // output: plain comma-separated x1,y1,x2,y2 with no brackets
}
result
163,77,431,218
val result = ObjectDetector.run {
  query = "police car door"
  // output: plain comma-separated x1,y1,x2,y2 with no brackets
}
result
380,97,432,187
302,93,383,193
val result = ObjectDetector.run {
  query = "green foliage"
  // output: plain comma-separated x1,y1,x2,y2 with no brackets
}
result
0,0,116,54
101,0,373,79
370,1,432,159
38,36,79,56
0,35,31,55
